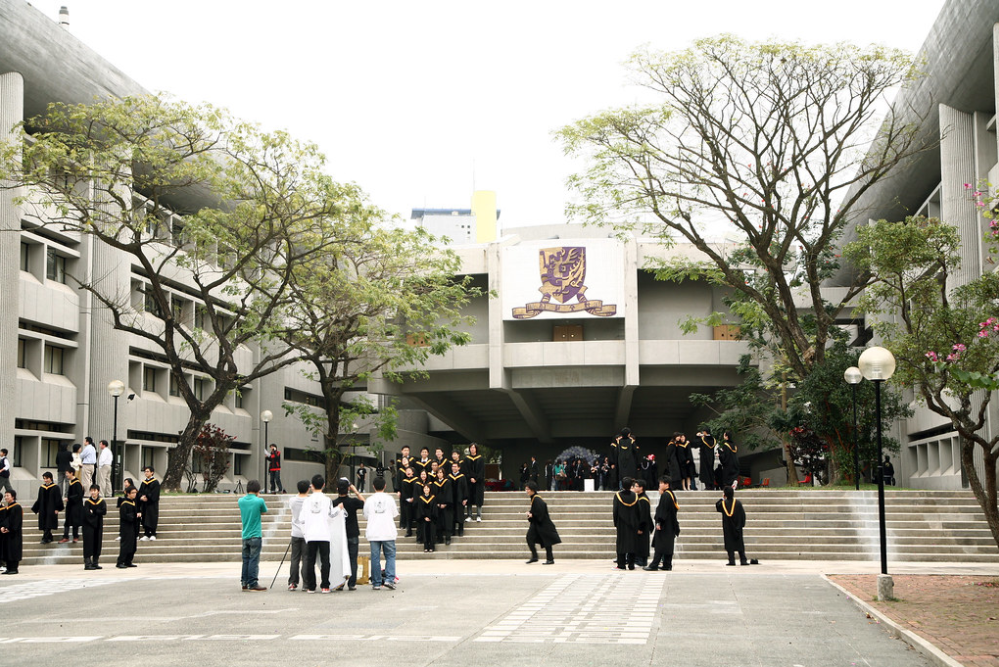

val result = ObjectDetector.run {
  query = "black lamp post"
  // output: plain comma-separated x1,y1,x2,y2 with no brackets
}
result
844,366,862,491
108,380,125,494
261,410,272,493
858,346,895,584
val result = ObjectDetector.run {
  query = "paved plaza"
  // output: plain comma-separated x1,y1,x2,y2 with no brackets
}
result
0,559,982,667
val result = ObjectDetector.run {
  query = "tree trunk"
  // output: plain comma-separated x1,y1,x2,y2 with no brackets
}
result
163,412,209,491
783,437,799,484
962,441,999,551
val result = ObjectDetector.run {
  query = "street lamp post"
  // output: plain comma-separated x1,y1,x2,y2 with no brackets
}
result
844,366,863,491
107,380,125,494
858,346,896,600
261,410,273,493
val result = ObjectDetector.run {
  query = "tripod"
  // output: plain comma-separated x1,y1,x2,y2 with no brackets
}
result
234,479,244,495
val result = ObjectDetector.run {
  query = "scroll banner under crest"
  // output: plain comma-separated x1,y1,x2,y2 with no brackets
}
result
511,246,617,319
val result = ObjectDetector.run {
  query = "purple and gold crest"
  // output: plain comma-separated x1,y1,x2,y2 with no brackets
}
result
512,246,617,319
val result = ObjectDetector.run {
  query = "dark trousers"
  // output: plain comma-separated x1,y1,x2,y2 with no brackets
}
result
83,525,102,562
288,536,305,586
528,539,554,562
420,520,436,550
304,540,331,591
42,528,53,542
63,519,80,539
400,502,412,533
268,470,283,493
617,552,635,569
727,550,748,565
346,536,359,588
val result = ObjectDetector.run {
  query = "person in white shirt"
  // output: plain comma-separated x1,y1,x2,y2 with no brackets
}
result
299,475,350,593
80,438,97,491
363,477,398,590
97,440,113,495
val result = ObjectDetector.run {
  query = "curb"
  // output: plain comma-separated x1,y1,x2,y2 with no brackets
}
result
821,575,966,667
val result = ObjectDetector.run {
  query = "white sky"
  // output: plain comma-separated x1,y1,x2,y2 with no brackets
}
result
27,0,946,231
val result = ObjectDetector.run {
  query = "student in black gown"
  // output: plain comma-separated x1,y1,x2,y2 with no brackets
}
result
117,486,140,568
399,466,417,537
60,471,83,543
696,428,717,491
676,435,694,491
612,477,642,570
1,490,23,574
524,481,560,564
415,484,438,553
448,462,468,538
719,431,740,489
716,486,749,566
464,444,485,522
633,478,653,567
664,434,683,489
611,428,639,489
433,469,453,545
138,467,160,540
31,471,63,544
645,477,680,571
82,484,107,570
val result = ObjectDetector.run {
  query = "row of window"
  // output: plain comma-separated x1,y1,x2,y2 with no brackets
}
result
21,242,68,284
17,338,66,374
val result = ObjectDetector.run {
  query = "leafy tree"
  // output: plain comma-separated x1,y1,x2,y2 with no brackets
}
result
845,216,999,549
279,217,483,483
559,37,930,482
192,423,233,493
0,95,356,490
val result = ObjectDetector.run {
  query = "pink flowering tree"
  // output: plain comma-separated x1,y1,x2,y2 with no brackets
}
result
845,217,999,548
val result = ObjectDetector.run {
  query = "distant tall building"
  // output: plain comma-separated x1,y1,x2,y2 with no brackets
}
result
411,190,500,245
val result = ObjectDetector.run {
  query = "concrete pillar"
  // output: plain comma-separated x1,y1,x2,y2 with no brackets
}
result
0,72,24,458
938,104,980,288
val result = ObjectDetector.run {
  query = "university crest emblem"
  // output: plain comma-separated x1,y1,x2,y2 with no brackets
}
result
512,246,617,319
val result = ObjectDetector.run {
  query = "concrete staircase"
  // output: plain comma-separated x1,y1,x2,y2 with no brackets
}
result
16,489,999,566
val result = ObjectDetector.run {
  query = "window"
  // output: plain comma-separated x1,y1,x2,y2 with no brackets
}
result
233,454,243,476
194,305,206,329
142,366,157,393
234,391,244,409
193,377,205,401
141,447,155,470
12,436,23,467
20,242,30,271
46,247,66,284
169,374,181,397
42,438,60,468
44,345,64,375
171,298,185,324
144,289,163,317
17,339,26,369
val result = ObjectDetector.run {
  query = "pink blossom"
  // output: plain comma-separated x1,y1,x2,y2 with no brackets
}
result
952,343,967,352
925,351,939,362
964,183,972,189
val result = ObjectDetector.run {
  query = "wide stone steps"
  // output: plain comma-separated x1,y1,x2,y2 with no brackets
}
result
16,489,999,565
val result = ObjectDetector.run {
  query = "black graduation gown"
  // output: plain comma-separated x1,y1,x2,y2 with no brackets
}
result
433,478,453,537
83,496,107,560
1,503,23,564
413,458,433,478
640,460,657,490
652,490,680,556
676,443,695,479
464,455,485,507
399,474,417,528
414,493,438,548
65,478,84,528
31,482,64,532
118,499,139,564
526,495,561,547
664,443,682,486
698,435,717,488
615,438,639,484
612,490,641,556
716,498,747,553
139,477,160,534
719,443,740,487
637,493,653,560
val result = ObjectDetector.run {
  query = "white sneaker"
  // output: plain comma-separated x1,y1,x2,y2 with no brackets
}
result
139,536,149,541
476,517,482,522
464,517,471,523
115,537,121,542
149,536,157,541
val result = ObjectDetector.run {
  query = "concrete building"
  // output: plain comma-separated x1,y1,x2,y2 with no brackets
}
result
837,0,999,490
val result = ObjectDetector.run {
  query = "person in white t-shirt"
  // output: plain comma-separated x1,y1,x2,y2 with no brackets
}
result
299,475,350,593
363,477,398,590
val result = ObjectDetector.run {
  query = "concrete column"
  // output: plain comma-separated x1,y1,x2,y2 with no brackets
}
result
0,72,24,456
938,104,980,287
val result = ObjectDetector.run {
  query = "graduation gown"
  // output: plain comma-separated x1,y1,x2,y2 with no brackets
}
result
716,498,746,553
653,490,680,556
526,495,561,547
399,474,418,528
32,482,64,531
676,442,695,479
83,496,107,560
433,477,453,537
637,492,653,560
612,490,641,555
640,459,658,490
1,503,23,564
663,442,682,486
719,443,740,487
697,435,717,488
138,477,160,533
613,438,639,484
65,478,84,527
463,454,485,507
118,499,139,565
415,493,438,548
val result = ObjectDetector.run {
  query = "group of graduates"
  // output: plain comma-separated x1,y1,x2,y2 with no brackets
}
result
0,467,163,574
395,444,486,553
610,427,741,493
611,474,753,569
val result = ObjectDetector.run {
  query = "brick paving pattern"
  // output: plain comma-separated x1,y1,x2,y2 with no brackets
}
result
830,574,999,667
